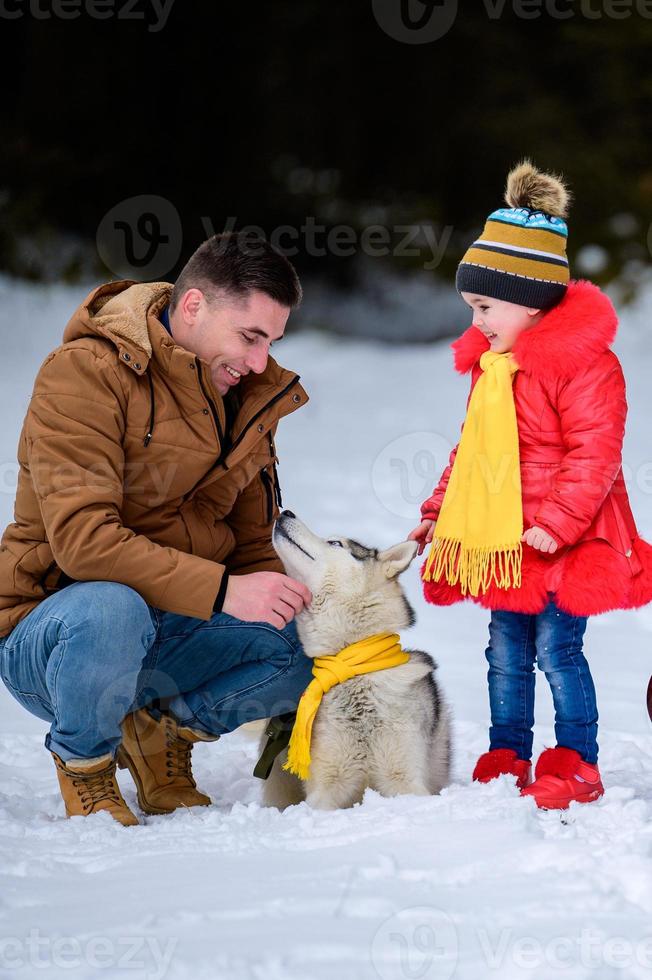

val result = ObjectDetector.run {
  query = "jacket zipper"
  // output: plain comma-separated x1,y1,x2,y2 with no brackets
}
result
268,431,283,509
260,468,275,523
272,463,283,509
227,375,301,459
189,373,301,495
195,359,225,458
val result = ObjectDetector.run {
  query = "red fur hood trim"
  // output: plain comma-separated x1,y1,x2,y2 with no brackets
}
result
451,280,618,383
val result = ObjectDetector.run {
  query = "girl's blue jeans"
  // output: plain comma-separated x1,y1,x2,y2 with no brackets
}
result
0,581,314,763
485,596,598,764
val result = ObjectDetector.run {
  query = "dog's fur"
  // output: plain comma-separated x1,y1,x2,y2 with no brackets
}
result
259,511,451,810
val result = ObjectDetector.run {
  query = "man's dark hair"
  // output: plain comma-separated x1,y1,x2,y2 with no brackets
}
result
170,232,302,311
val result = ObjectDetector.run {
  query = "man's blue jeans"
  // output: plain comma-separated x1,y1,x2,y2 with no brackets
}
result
0,581,314,763
485,597,598,764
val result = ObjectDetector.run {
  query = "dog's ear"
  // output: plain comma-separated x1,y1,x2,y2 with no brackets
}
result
378,540,419,579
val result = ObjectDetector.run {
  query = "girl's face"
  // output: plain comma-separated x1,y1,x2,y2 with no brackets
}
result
460,292,543,353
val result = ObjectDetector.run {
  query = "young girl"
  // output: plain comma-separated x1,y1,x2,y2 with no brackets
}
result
409,161,652,810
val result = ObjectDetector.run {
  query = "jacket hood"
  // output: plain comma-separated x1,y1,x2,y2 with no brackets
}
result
451,280,619,382
62,279,167,366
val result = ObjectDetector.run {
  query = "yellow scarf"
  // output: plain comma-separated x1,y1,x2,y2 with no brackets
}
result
283,632,410,780
423,350,523,597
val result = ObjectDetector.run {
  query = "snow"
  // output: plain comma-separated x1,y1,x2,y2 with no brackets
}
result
1,275,651,980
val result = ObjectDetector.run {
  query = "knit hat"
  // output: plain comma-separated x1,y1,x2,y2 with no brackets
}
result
456,160,572,309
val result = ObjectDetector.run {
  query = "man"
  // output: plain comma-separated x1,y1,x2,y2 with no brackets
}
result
0,232,313,826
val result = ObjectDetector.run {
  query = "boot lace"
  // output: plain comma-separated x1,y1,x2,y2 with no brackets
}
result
70,763,121,813
163,718,197,785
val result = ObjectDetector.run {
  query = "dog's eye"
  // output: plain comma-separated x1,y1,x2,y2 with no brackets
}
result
327,540,344,548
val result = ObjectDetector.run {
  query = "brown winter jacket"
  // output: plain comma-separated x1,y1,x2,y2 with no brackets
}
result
0,280,308,638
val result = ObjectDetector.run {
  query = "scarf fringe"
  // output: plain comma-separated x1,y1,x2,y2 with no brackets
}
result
284,725,314,781
424,536,523,597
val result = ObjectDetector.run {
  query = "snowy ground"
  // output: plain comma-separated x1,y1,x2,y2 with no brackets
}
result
1,276,651,980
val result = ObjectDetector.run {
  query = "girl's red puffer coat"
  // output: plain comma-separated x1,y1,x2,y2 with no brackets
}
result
421,280,652,617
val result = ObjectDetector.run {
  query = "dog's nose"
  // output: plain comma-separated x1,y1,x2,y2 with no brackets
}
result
281,509,296,519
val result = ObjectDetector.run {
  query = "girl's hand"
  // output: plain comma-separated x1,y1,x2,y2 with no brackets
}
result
521,526,558,554
408,519,435,556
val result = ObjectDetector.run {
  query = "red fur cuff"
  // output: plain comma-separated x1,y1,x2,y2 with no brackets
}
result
473,748,520,780
534,746,583,779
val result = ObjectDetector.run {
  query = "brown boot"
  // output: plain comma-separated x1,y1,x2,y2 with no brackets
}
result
117,706,217,815
51,751,140,826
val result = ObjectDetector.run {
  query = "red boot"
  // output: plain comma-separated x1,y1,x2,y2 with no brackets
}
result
521,747,604,810
472,749,532,789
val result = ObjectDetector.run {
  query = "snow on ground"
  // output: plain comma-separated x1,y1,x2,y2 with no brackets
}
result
0,276,651,980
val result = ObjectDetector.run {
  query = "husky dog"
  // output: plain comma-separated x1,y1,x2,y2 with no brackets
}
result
259,511,451,810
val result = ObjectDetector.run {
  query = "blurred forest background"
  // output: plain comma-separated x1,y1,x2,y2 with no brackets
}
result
1,0,651,339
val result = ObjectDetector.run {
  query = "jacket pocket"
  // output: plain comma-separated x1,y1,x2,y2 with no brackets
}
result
12,543,55,598
583,494,637,559
180,502,236,562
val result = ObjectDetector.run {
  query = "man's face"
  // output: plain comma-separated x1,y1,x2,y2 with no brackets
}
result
460,292,542,354
170,288,290,395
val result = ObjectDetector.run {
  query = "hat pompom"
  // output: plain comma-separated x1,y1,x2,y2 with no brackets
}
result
505,159,571,219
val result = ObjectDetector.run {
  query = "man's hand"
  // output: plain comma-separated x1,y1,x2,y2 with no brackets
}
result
408,519,435,556
521,526,558,553
222,571,312,630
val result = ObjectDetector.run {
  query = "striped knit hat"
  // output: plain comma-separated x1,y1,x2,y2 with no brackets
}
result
456,160,571,309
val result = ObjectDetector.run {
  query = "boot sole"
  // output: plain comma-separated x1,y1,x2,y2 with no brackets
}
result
529,788,603,810
115,745,177,815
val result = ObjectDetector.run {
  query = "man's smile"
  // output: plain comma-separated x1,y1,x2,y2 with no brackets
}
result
220,364,246,386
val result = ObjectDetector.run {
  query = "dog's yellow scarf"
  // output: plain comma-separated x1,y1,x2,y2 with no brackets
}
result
283,631,409,780
423,350,523,597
